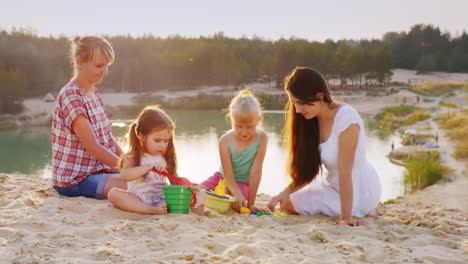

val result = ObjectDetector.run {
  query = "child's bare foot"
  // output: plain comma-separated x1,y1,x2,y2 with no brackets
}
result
191,204,205,215
151,204,168,215
366,208,381,217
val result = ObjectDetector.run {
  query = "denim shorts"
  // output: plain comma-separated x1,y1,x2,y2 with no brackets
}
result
54,173,112,199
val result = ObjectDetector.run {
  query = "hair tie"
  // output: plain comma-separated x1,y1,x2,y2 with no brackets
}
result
73,36,81,43
134,121,139,127
240,90,251,95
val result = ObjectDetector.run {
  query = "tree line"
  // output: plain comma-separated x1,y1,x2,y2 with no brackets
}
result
0,24,467,113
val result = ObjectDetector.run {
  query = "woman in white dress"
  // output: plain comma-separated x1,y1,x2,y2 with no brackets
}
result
267,67,381,226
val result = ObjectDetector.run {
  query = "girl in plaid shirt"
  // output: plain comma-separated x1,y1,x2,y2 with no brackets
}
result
107,106,201,215
51,36,127,199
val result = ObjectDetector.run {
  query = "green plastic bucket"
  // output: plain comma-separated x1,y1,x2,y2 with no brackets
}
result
162,185,195,214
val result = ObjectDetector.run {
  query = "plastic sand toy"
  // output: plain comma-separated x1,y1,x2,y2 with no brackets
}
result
204,190,236,213
162,185,197,214
251,211,272,216
153,168,192,186
214,179,225,196
240,207,251,214
273,210,287,216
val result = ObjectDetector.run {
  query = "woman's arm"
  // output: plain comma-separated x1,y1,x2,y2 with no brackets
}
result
219,135,245,207
72,114,120,169
112,136,123,157
338,124,359,223
267,180,309,212
247,132,268,208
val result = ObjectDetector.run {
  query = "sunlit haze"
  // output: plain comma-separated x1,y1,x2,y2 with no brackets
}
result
1,0,467,41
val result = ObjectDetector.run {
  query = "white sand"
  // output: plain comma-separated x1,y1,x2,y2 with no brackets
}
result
392,69,468,83
0,173,466,264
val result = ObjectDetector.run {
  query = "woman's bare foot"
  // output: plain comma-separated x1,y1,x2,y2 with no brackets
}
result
366,208,382,217
150,204,168,215
191,204,205,215
339,219,368,226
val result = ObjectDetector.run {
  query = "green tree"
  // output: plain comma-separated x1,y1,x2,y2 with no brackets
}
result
0,67,28,113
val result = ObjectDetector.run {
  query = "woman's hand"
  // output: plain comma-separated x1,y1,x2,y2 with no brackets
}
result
338,218,368,227
267,192,289,212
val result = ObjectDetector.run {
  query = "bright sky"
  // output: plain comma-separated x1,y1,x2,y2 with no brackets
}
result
1,0,467,41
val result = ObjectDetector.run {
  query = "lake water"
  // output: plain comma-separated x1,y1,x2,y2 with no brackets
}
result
0,110,405,201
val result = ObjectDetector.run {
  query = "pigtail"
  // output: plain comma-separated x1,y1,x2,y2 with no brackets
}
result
164,133,178,177
118,122,142,170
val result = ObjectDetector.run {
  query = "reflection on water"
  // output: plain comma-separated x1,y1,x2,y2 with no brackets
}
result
0,110,404,201
0,128,52,178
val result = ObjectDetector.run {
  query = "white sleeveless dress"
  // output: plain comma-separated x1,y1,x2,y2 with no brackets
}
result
289,104,381,217
127,154,168,207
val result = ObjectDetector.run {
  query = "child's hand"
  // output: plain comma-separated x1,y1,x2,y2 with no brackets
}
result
233,193,247,208
148,163,166,173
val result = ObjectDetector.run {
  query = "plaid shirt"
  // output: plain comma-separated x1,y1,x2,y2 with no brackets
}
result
51,81,116,187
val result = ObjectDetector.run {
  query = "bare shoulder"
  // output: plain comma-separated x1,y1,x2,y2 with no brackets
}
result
258,130,268,144
218,131,231,151
219,131,232,144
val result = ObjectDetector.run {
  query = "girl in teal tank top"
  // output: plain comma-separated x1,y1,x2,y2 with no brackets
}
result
200,90,268,212
218,133,260,183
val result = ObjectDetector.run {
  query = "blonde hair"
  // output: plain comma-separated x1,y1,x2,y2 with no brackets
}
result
118,106,178,177
228,90,262,124
69,35,115,76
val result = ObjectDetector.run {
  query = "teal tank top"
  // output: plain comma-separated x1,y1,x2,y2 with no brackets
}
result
219,134,260,183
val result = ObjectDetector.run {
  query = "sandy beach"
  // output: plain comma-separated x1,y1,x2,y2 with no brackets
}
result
1,68,467,263
0,172,467,264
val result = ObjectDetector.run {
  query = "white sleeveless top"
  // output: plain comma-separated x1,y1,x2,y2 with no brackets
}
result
290,104,382,217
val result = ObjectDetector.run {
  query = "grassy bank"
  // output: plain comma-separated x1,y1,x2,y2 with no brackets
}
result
389,149,447,191
403,158,447,190
0,119,17,130
375,105,430,130
438,101,457,108
107,92,288,118
435,110,468,159
410,82,468,96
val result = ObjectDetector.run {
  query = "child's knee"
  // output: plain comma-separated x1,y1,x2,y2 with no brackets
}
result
107,187,123,203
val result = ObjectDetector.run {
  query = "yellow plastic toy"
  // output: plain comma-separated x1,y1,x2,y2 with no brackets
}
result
273,210,287,216
204,191,235,213
240,207,251,214
214,179,225,196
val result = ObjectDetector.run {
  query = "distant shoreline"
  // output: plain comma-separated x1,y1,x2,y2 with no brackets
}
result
2,68,468,130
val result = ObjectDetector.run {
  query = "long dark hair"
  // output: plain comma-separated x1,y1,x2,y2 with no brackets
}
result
118,106,178,176
283,67,334,187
